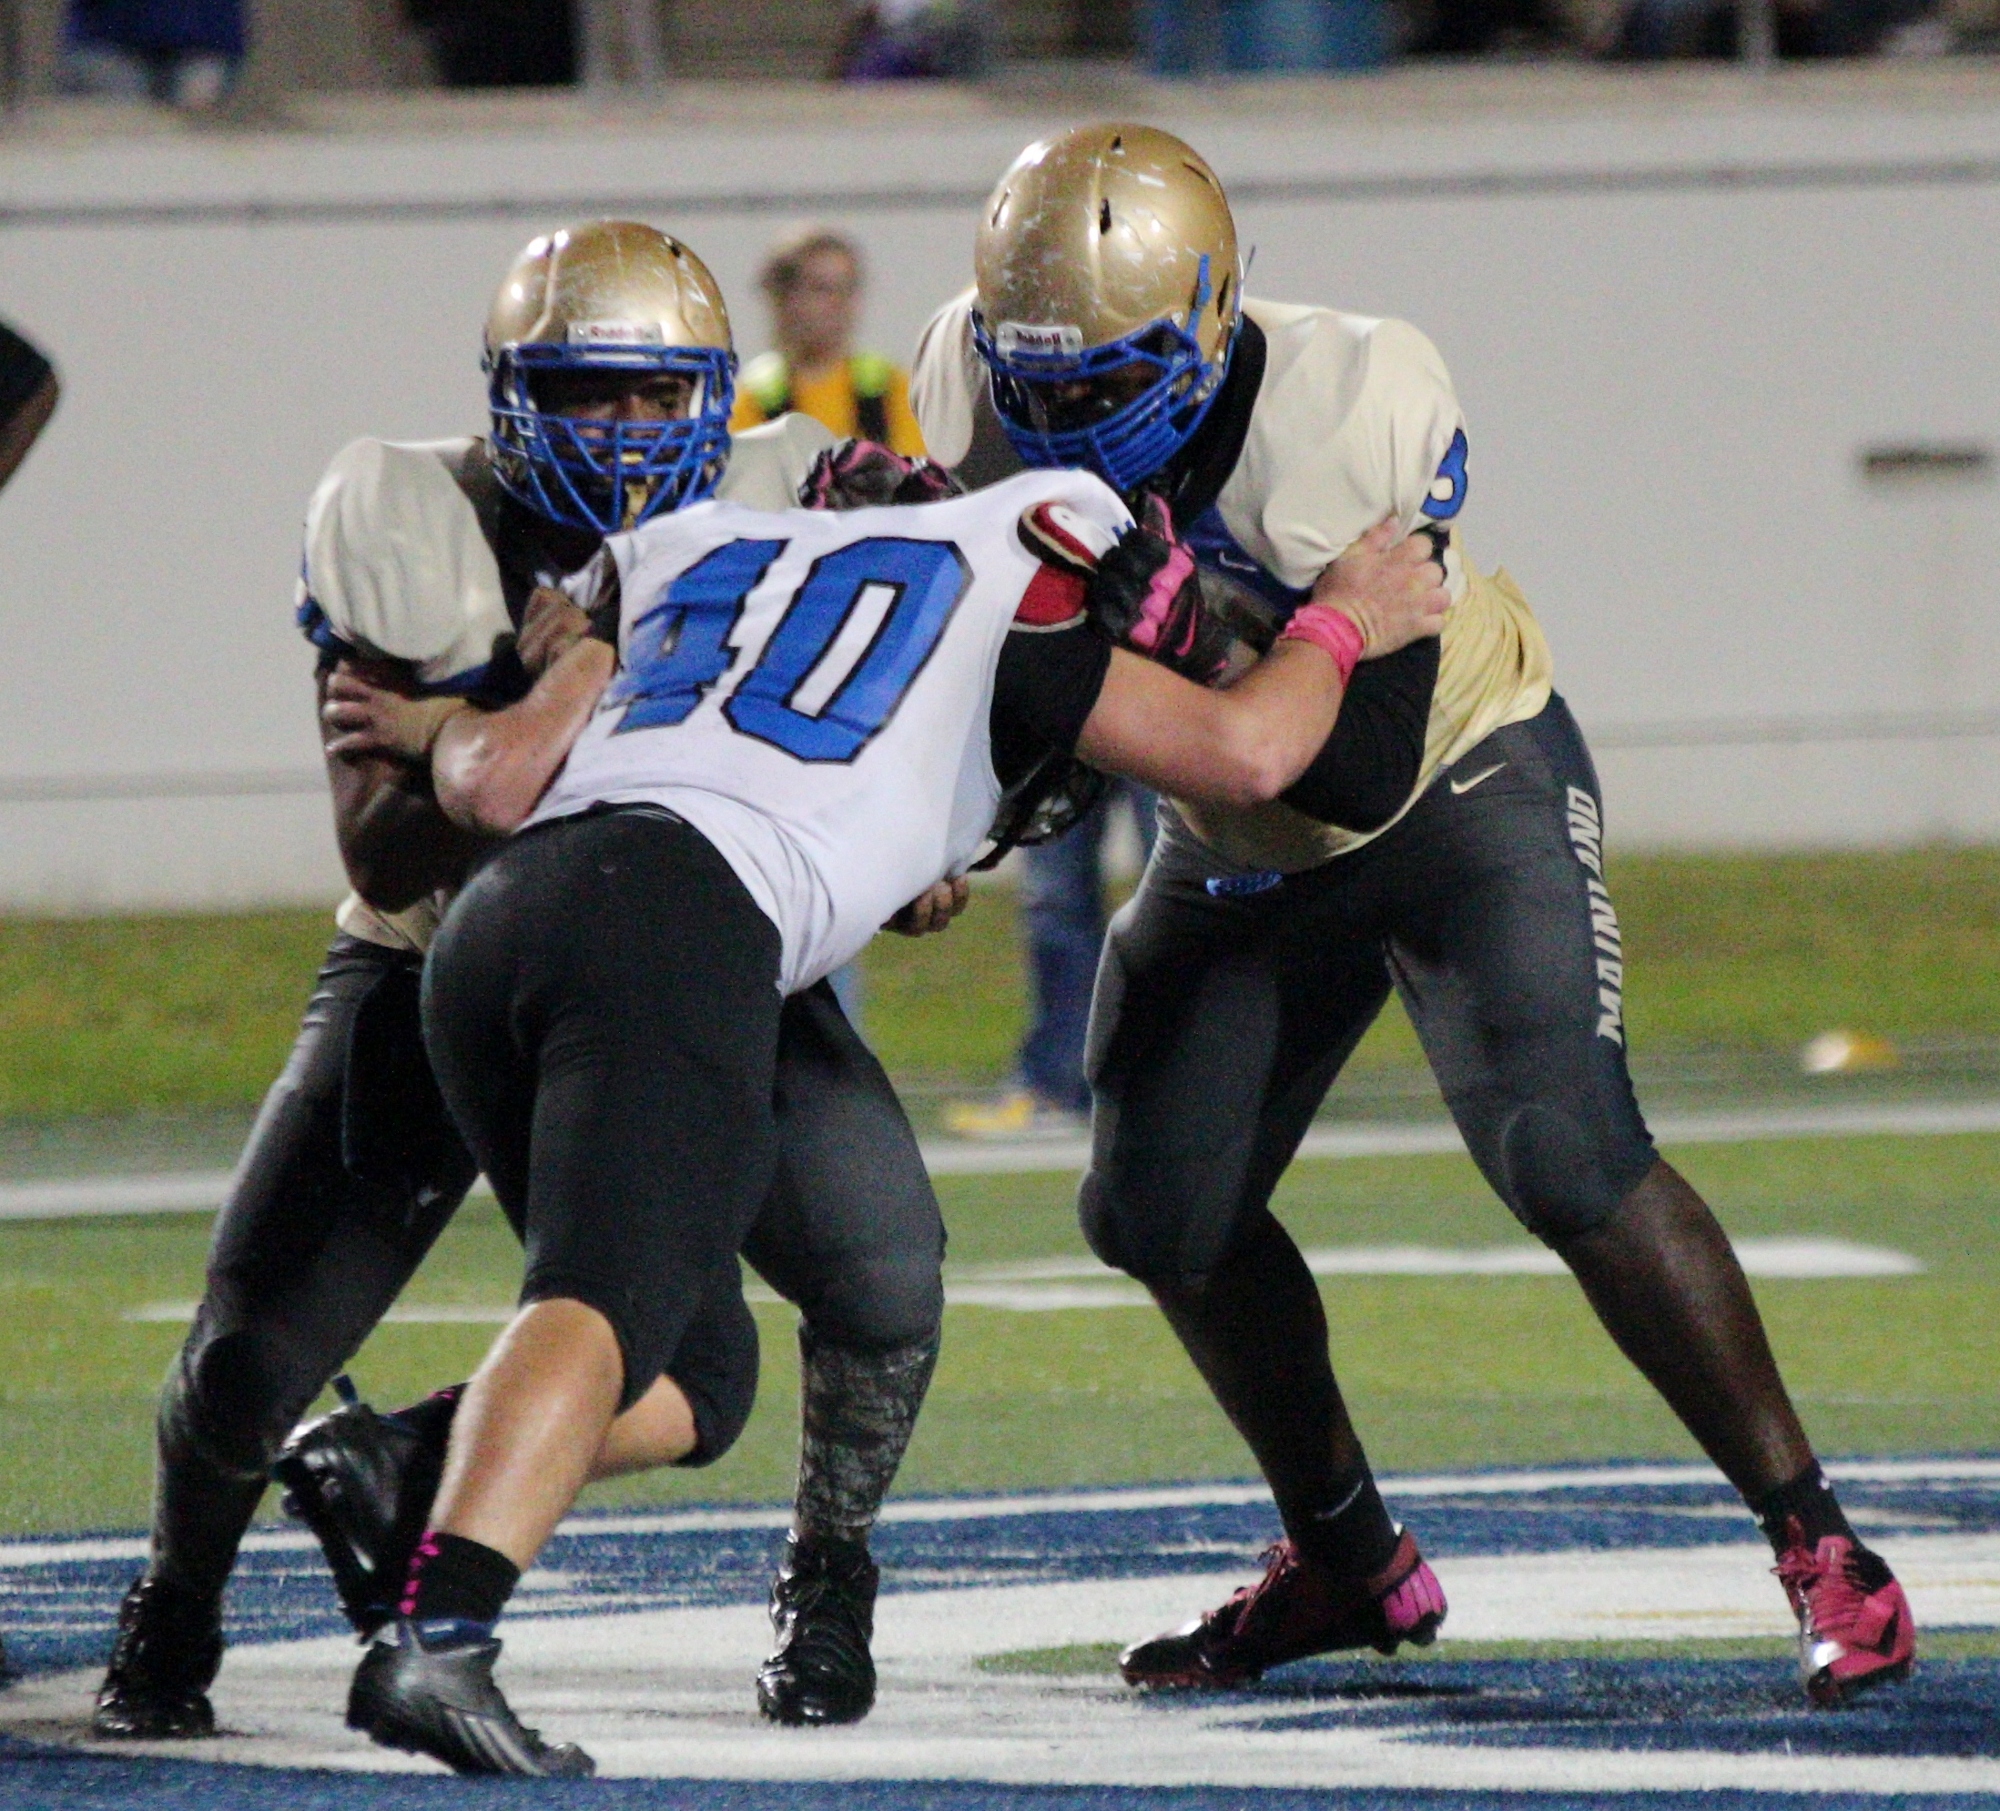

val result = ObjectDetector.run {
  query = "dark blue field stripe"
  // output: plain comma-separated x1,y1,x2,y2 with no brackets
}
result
0,1743,1988,1811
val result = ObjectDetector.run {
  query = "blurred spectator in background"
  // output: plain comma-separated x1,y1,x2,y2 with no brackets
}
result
577,0,664,85
732,226,924,1027
833,0,992,78
946,788,1158,1140
733,228,925,458
405,0,576,86
60,0,244,106
1609,0,1943,54
1143,0,1389,72
1404,0,1567,54
0,321,58,494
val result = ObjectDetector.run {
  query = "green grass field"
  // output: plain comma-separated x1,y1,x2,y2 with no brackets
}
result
7,849,2000,1118
3,1132,1995,1539
2,848,1997,1538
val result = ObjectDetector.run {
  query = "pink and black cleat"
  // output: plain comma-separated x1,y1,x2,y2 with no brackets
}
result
1774,1529,1916,1706
1119,1528,1446,1690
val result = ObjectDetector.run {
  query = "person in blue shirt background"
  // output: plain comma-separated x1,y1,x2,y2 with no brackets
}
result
61,0,246,107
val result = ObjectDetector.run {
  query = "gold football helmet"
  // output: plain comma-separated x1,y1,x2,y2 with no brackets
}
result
971,124,1242,494
484,219,736,534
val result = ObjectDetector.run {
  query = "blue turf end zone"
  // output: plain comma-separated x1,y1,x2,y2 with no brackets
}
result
9,1464,1996,1679
2,1462,1995,1804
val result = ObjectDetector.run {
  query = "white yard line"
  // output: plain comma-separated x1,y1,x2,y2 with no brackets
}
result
119,1235,1926,1328
10,1097,2000,1220
924,1097,2000,1175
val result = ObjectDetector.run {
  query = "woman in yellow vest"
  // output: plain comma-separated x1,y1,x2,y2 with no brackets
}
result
732,227,926,457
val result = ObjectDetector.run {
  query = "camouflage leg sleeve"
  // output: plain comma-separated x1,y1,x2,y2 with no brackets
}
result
792,1325,941,1546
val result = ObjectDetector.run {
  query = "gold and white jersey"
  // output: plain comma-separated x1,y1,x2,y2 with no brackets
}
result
910,291,1554,871
294,412,837,953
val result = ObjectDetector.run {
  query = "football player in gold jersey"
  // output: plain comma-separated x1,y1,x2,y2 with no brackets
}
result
911,124,1914,1708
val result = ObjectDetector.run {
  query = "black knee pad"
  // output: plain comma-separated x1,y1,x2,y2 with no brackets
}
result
1077,1168,1128,1273
801,1250,944,1355
167,1327,297,1482
674,1360,759,1469
1078,1164,1231,1292
1492,1103,1628,1244
666,1276,762,1468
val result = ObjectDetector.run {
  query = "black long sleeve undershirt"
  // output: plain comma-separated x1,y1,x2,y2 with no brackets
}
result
1279,637,1438,832
989,617,1115,790
988,613,1437,835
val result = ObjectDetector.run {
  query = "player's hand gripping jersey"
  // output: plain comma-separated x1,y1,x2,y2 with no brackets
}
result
912,293,1554,871
530,469,1130,992
295,415,833,952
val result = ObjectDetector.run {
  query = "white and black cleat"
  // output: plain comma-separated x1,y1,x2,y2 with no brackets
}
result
347,1619,593,1778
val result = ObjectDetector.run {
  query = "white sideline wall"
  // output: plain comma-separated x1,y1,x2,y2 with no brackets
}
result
1,74,1998,911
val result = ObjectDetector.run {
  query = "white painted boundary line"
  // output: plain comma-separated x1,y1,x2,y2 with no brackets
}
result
120,1234,1925,1329
925,1098,2000,1175
5,1457,1994,1573
9,1097,2000,1219
0,1170,238,1219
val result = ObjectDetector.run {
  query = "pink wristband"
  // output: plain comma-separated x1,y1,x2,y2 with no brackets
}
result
1280,602,1365,686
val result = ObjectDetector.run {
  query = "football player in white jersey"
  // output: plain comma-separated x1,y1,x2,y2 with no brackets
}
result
93,222,964,1741
910,124,1914,1708
315,446,1448,1774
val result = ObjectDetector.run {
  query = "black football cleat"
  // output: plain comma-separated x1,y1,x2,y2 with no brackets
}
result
93,1573,225,1738
275,1378,451,1636
348,1620,593,1777
1120,1530,1447,1690
756,1533,879,1725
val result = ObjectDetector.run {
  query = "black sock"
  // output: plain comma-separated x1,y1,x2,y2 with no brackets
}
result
1752,1463,1856,1555
402,1531,519,1629
1149,1210,1399,1583
1296,1467,1401,1582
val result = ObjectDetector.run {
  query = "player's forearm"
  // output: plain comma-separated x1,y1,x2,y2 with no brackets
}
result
1195,639,1348,802
1078,642,1343,809
331,757,489,911
433,638,615,836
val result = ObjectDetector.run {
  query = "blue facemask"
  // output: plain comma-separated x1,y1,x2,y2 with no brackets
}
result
972,259,1231,497
487,340,736,535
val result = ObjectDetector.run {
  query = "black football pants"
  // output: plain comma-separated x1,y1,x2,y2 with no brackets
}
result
1081,695,1658,1285
165,839,945,1546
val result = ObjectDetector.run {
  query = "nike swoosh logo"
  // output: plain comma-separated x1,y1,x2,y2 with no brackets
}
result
1449,763,1506,796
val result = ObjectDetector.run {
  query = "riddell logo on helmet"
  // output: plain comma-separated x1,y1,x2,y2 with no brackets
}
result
568,320,666,345
996,322,1084,358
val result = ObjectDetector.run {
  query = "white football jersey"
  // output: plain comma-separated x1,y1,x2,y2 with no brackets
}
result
911,292,1554,870
531,469,1130,993
294,413,836,952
